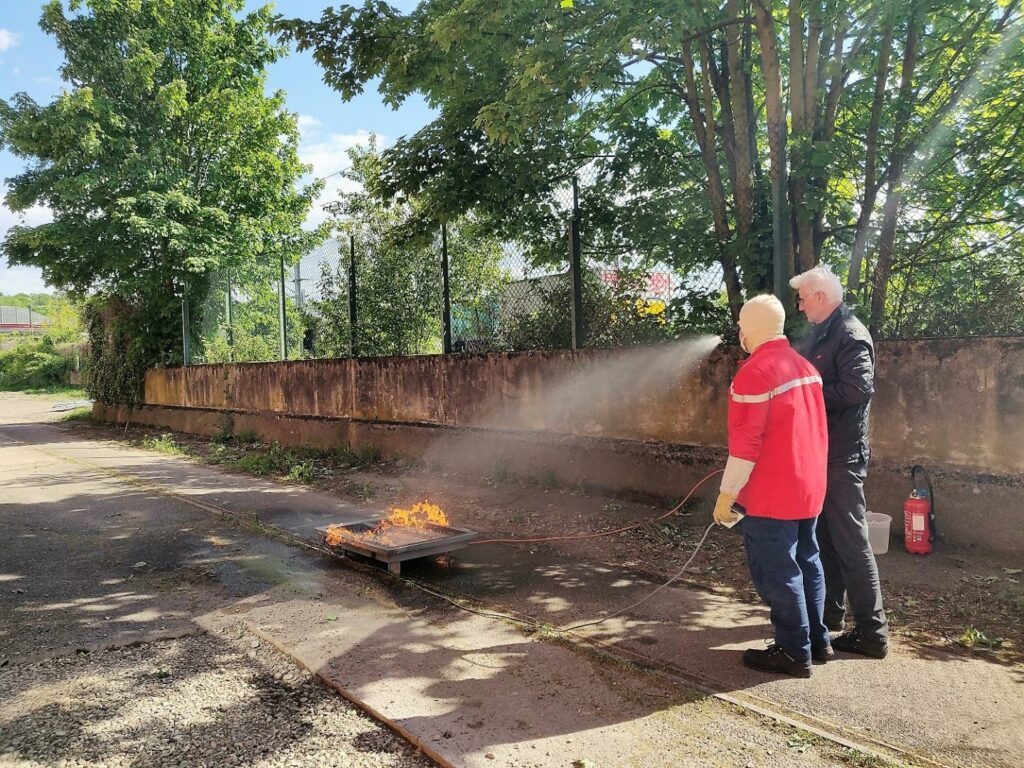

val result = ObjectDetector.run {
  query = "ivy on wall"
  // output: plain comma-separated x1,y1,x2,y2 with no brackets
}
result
83,299,151,408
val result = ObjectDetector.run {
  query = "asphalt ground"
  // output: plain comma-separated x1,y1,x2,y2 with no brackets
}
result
3,392,1021,767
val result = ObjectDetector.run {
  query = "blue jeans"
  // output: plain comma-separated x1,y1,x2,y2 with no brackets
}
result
742,516,830,662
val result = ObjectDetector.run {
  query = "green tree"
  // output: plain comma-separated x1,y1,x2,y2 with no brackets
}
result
0,293,58,314
1,0,322,401
0,293,84,390
195,276,305,363
302,139,508,357
277,1,1024,336
333,140,443,356
301,257,354,359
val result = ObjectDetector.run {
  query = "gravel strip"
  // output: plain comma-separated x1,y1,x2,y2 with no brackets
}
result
0,626,437,768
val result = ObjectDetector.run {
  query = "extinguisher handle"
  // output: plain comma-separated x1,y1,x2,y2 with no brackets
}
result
910,465,939,541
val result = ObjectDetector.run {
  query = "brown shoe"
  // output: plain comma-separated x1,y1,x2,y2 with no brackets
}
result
743,645,812,678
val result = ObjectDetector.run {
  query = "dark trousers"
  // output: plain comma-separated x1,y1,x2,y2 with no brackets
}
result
743,516,831,662
817,462,888,640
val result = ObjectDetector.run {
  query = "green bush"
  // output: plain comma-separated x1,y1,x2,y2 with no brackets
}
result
499,268,673,351
141,433,186,455
0,340,72,390
232,442,295,476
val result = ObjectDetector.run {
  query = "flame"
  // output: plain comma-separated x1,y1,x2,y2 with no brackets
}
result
383,501,449,529
324,502,450,547
324,526,348,547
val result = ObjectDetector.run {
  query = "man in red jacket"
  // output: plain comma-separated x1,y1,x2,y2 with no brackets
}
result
713,294,832,677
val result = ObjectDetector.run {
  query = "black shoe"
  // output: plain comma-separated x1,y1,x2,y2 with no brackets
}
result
824,617,845,632
743,645,812,678
812,644,834,663
832,629,888,659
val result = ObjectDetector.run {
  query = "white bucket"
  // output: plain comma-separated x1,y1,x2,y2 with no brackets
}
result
866,512,892,555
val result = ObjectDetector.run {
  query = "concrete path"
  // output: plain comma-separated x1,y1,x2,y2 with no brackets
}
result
2,394,1021,767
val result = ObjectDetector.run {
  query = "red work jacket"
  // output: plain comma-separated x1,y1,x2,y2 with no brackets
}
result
728,338,828,520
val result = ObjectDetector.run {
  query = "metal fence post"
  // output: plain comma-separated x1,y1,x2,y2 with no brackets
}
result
278,250,288,361
569,175,585,350
441,221,452,354
225,272,234,362
181,284,192,365
293,261,304,310
348,234,358,357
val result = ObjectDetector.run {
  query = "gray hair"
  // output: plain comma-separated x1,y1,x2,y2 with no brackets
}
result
789,264,844,304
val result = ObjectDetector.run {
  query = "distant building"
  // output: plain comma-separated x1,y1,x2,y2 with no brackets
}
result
0,306,49,334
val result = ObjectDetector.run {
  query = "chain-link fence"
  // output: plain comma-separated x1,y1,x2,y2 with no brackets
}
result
189,168,731,364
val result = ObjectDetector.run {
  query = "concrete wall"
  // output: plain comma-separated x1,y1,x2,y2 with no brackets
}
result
140,345,734,447
98,337,1024,554
872,338,1024,475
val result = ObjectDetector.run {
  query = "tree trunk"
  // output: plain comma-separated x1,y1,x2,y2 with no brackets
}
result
811,14,848,258
725,0,755,289
849,9,894,299
679,41,743,317
870,5,920,334
787,0,819,274
754,0,793,302
743,23,759,180
703,38,739,203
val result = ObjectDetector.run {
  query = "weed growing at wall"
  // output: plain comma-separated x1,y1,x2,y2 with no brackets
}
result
234,444,292,476
287,460,315,482
329,444,382,468
60,407,93,423
212,413,235,443
141,433,186,455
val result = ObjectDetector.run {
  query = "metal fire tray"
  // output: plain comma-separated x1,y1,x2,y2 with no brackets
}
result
316,519,478,575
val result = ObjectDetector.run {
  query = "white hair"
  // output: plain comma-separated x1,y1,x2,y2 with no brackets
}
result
789,264,844,304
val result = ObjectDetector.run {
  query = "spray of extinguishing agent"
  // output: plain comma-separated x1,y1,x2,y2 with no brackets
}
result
904,465,937,555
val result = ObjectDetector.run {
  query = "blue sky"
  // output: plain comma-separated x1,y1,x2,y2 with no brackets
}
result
0,0,431,294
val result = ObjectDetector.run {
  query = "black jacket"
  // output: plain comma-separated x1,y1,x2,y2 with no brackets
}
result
795,304,874,464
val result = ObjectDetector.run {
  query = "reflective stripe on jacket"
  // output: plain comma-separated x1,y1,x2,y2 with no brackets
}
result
728,338,828,520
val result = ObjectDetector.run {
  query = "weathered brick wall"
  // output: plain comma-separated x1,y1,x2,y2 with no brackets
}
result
110,337,1023,553
142,338,1024,476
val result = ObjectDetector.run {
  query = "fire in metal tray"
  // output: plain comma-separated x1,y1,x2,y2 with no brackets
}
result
324,502,450,547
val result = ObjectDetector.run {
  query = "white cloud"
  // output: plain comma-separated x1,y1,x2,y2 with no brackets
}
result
1,203,53,231
0,204,55,293
298,129,387,229
296,114,322,139
0,29,19,53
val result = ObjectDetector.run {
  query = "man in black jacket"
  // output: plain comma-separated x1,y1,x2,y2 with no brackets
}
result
790,265,889,659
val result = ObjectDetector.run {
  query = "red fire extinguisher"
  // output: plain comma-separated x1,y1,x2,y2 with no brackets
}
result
904,465,937,555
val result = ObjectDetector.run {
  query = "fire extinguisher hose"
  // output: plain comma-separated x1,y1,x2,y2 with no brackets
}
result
410,470,728,633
